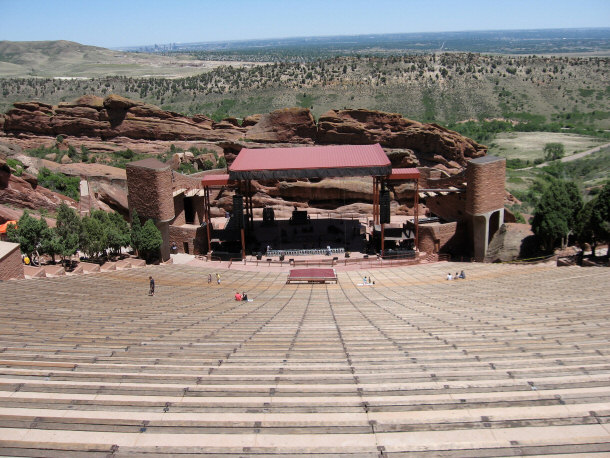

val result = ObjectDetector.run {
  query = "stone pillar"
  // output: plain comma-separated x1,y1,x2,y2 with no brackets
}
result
465,156,506,261
126,158,175,262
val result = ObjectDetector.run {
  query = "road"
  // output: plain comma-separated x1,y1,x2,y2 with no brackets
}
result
523,142,610,170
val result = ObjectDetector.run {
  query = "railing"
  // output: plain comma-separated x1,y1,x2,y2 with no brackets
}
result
266,248,345,257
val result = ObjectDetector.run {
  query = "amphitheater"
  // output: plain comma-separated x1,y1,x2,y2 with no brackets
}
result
0,262,608,456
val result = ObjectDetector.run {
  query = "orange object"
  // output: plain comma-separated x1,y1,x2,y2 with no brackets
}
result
0,220,18,234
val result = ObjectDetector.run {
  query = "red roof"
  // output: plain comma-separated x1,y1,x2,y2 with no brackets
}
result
201,174,231,186
229,144,391,180
388,168,420,180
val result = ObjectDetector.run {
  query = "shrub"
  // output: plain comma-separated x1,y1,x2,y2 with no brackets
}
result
37,167,80,201
6,158,25,176
543,142,565,161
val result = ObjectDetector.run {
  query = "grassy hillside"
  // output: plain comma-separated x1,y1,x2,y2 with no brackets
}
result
0,40,243,79
1,53,608,131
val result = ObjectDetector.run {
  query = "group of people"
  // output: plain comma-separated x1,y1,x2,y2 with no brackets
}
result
235,291,249,301
207,273,221,284
447,271,466,281
362,276,374,285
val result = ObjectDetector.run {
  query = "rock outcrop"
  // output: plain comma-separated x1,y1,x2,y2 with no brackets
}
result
317,109,486,166
485,223,537,262
0,95,491,218
0,167,77,212
245,107,317,144
1,95,487,172
2,95,244,142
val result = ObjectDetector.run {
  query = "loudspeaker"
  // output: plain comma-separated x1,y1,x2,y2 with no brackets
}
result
380,189,391,224
263,206,275,223
233,195,244,228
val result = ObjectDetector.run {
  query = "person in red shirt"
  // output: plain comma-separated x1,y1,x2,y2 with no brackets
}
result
235,292,242,301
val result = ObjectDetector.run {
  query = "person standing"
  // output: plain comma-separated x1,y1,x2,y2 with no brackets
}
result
149,276,155,296
208,273,212,284
216,273,221,285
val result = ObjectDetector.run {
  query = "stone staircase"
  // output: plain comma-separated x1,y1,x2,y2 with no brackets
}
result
0,263,608,456
23,258,146,279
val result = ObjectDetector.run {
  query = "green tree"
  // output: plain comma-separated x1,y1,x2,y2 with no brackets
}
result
531,179,582,252
55,202,81,264
589,182,610,252
138,219,163,263
40,223,63,264
8,211,46,265
130,209,143,256
80,215,107,259
576,199,596,254
106,212,131,256
543,142,565,161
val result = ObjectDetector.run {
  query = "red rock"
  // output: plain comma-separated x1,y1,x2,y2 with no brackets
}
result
103,94,143,111
0,168,77,212
242,114,261,127
317,109,486,165
59,94,104,109
245,107,316,143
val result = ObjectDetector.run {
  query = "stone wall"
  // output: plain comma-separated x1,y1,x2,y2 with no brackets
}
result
465,157,506,215
417,221,466,255
426,193,466,222
169,225,207,255
0,242,24,281
420,167,467,189
172,195,205,226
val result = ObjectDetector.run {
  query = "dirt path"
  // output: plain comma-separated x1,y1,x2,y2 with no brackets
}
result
522,142,610,170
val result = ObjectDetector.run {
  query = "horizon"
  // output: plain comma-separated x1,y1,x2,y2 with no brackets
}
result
1,0,610,49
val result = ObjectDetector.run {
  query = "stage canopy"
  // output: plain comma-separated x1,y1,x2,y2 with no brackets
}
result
229,144,391,180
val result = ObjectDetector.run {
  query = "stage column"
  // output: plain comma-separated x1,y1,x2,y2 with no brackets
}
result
204,187,212,254
414,179,419,251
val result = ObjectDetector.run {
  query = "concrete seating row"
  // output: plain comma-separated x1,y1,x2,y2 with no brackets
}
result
0,263,608,455
22,258,146,279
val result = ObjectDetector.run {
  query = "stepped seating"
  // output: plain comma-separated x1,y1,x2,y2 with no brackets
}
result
0,264,608,455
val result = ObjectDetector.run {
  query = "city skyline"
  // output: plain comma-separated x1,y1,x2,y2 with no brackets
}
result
1,0,609,49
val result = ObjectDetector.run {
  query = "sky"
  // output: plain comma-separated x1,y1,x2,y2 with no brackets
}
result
1,0,609,48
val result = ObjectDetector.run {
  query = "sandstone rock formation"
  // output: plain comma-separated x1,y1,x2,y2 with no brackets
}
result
317,109,486,166
1,95,487,172
245,107,316,144
2,95,244,143
0,166,77,212
0,95,490,218
485,223,537,262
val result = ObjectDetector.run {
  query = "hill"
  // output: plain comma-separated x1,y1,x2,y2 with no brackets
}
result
1,52,608,129
0,40,254,79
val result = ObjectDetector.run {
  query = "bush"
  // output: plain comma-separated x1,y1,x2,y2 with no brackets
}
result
178,162,197,174
6,158,25,176
139,219,163,263
37,167,80,201
544,142,565,161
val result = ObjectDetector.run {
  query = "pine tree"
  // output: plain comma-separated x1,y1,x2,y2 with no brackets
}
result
138,219,163,263
80,215,107,259
590,182,610,254
531,179,582,252
8,211,46,265
130,209,143,256
55,203,81,265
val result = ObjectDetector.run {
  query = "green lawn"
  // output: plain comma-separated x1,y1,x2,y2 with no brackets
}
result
490,132,606,161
